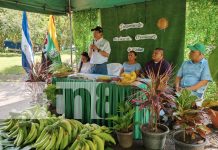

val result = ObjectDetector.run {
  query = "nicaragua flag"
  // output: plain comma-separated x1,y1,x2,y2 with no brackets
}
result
21,11,34,73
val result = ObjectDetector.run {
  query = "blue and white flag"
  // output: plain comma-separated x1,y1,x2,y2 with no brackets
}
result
21,11,34,73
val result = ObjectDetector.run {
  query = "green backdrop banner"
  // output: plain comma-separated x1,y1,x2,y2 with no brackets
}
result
101,0,186,70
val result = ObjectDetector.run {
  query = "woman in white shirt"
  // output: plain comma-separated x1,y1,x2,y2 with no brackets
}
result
78,52,92,74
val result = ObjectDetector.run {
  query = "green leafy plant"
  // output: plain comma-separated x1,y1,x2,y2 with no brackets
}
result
44,84,56,103
173,89,211,143
203,99,218,109
48,63,72,77
175,89,197,110
107,101,135,133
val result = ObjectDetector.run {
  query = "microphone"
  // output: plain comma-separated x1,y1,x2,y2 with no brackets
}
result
92,39,95,52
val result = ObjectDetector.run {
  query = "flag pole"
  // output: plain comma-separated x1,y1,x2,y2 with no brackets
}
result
68,0,74,70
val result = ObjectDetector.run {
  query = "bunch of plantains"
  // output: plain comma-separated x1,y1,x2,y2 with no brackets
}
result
0,105,116,150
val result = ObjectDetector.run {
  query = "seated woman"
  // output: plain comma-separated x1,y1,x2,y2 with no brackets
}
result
78,52,92,74
120,51,141,76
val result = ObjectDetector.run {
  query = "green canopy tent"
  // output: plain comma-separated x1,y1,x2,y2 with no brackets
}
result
0,0,150,14
0,0,151,65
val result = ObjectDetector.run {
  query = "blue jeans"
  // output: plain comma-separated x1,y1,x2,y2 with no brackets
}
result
91,63,108,75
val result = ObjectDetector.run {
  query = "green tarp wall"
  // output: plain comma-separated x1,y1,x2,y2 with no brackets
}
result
101,0,186,69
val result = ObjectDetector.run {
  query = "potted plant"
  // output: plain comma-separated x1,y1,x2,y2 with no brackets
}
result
131,68,174,150
26,62,47,104
173,89,211,150
202,96,218,128
107,101,135,148
207,37,218,128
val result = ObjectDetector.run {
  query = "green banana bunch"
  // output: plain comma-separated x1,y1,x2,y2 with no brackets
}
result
69,123,116,150
1,112,115,150
45,130,57,150
35,118,86,150
1,119,31,141
33,124,70,150
92,126,116,145
92,134,105,150
57,119,72,134
32,118,69,150
59,131,69,149
6,120,18,137
56,119,82,149
69,134,103,150
57,119,84,149
69,120,79,141
7,126,19,139
32,127,54,149
37,119,45,137
23,122,38,145
32,132,52,149
0,119,13,127
86,139,96,150
55,127,64,149
0,119,18,132
34,127,49,145
14,126,27,147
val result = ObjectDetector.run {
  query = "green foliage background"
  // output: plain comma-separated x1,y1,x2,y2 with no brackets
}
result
72,9,100,62
185,0,218,99
185,0,218,59
0,8,69,51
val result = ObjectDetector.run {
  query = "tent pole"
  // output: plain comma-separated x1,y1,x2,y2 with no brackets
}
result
68,0,74,69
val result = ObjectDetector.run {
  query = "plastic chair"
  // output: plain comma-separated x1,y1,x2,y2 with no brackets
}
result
196,83,209,107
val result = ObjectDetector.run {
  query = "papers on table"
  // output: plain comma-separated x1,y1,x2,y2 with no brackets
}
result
136,78,151,84
68,73,151,86
68,73,118,80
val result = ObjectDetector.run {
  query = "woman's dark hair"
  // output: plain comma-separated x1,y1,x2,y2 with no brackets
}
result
155,48,164,51
81,52,90,61
129,50,137,56
78,52,90,73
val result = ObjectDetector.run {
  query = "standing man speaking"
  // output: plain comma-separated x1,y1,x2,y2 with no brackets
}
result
88,26,111,75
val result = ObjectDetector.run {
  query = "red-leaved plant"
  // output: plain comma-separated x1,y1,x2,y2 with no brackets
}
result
131,67,175,132
27,62,48,82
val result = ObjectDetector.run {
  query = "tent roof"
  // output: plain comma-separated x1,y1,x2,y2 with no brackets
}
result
0,0,151,15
